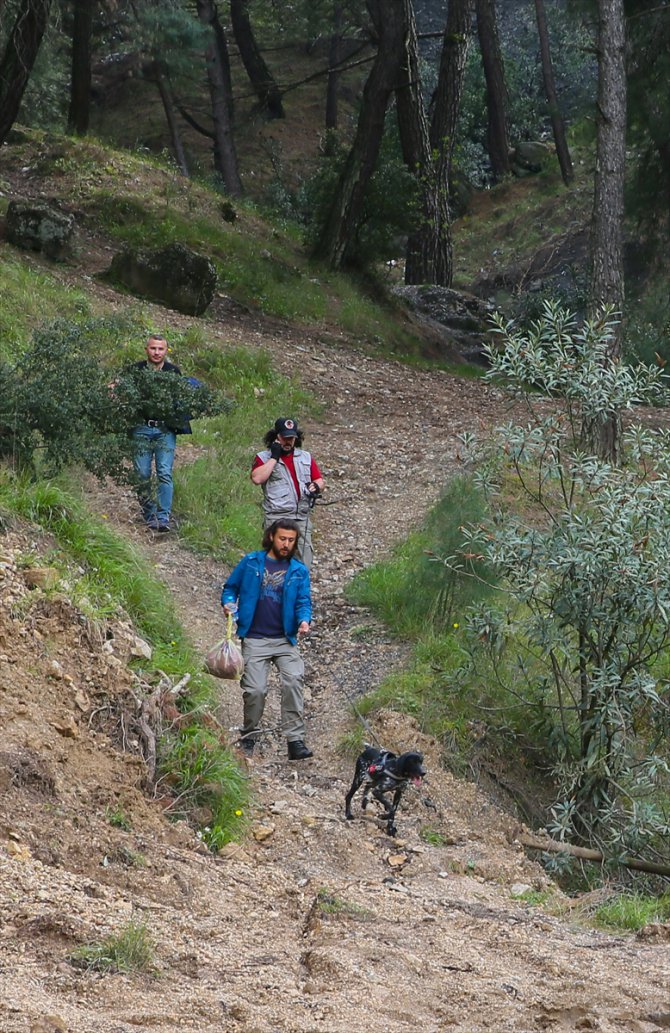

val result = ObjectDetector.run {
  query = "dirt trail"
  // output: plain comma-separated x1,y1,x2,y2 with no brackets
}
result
1,300,670,1033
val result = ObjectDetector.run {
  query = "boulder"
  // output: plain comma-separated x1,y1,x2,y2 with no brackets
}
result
5,201,74,261
511,140,553,177
392,284,496,366
106,242,217,316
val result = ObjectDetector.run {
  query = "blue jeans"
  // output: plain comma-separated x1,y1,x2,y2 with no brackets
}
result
132,426,177,524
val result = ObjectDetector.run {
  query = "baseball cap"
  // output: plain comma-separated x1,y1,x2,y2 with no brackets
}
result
275,417,299,437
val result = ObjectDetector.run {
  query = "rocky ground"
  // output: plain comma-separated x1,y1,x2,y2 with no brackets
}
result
1,286,670,1033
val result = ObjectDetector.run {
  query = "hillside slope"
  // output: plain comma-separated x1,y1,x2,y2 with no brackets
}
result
1,157,669,1033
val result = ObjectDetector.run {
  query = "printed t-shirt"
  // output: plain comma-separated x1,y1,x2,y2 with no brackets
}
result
246,556,289,639
252,451,322,500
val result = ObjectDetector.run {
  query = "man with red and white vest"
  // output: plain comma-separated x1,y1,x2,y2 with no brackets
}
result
251,417,325,569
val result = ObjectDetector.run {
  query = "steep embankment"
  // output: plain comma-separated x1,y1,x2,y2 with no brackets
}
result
1,283,670,1032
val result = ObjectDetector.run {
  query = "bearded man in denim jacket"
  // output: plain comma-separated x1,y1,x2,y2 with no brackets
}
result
221,519,313,761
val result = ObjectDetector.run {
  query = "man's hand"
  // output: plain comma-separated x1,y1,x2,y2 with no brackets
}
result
223,603,238,616
270,441,283,460
298,621,310,637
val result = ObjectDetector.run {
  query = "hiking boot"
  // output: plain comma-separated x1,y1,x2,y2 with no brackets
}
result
287,740,313,760
157,523,171,533
145,517,159,531
237,736,255,757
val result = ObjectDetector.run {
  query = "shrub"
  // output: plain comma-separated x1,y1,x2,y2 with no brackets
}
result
451,303,670,856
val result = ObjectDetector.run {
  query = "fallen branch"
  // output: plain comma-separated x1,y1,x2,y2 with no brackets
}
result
514,827,670,878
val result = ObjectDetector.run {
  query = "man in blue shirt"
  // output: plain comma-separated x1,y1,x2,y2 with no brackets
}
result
221,520,313,760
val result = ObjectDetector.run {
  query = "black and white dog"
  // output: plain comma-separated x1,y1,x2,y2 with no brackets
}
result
344,745,426,837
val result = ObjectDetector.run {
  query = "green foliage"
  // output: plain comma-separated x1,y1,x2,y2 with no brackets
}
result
316,888,370,918
304,126,419,268
0,314,228,481
453,303,670,854
453,3,596,185
595,890,670,931
71,918,155,973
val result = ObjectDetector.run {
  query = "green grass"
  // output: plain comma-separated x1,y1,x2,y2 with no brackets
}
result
170,344,317,560
106,805,132,831
595,891,670,931
0,250,90,361
71,918,156,973
348,476,493,638
316,889,371,918
419,826,447,847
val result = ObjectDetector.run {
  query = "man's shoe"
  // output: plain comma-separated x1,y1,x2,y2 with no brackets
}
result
237,736,255,757
288,740,313,760
145,517,159,531
157,522,171,533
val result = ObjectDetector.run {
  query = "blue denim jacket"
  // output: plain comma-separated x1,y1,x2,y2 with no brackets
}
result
221,551,312,645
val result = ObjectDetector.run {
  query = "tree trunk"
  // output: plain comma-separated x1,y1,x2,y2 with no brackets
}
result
533,0,573,185
325,3,344,133
196,0,243,196
144,60,190,177
475,0,510,181
401,0,472,286
586,0,627,462
430,0,473,160
311,0,407,269
396,0,451,285
229,0,284,119
0,0,52,146
67,0,92,136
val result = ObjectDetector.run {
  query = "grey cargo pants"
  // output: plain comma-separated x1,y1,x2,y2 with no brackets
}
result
240,636,306,742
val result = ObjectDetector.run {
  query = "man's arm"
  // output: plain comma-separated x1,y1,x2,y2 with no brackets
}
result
294,567,312,628
309,457,325,493
251,453,279,485
221,556,246,611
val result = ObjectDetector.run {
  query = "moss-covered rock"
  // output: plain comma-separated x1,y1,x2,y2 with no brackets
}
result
106,242,217,316
5,201,74,261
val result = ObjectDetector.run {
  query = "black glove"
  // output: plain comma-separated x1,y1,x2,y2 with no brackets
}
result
270,441,283,460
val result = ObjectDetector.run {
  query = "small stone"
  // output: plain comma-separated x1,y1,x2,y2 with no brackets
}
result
252,824,275,842
23,566,60,590
130,636,153,660
387,852,408,868
52,715,79,738
216,842,252,863
511,883,532,898
74,689,90,712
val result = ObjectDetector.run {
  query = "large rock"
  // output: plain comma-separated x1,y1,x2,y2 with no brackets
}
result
511,140,553,177
392,284,496,366
5,201,74,261
106,242,217,316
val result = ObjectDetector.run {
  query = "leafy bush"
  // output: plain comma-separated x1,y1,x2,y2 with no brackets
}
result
452,303,670,855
